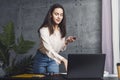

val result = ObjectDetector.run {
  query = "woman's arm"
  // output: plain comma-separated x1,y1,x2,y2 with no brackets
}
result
40,27,64,64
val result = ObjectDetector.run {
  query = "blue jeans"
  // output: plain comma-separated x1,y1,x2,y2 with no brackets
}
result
33,50,59,74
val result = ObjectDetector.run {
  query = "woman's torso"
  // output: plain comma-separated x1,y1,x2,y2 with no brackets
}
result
39,27,66,53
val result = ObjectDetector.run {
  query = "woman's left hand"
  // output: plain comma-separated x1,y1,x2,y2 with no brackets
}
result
65,36,76,45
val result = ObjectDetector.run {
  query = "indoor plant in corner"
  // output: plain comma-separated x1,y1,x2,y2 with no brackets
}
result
0,22,35,77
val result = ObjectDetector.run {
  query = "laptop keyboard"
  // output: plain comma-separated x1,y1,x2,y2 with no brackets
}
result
60,74,104,80
68,78,103,80
60,74,67,79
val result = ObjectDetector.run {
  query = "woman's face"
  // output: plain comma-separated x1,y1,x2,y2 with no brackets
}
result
52,8,63,25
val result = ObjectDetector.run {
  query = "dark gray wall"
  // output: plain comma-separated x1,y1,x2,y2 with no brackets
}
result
0,0,102,72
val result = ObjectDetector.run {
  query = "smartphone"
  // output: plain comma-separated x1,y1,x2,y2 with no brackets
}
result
73,36,76,40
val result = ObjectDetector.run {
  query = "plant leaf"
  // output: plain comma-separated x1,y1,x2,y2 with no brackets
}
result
0,41,10,66
13,35,35,54
3,22,15,47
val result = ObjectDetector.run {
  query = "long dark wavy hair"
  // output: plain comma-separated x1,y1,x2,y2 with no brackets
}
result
38,3,66,38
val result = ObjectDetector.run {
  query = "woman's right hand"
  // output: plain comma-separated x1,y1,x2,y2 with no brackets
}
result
62,58,68,71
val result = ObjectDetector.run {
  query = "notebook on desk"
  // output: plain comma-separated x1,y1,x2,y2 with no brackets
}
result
61,54,106,80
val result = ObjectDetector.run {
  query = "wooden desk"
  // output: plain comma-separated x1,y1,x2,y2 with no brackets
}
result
12,73,45,78
0,74,119,80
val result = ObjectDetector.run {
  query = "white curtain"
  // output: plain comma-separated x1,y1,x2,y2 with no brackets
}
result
111,0,119,74
102,0,113,74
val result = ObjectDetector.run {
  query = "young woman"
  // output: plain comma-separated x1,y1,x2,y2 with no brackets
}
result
33,3,76,74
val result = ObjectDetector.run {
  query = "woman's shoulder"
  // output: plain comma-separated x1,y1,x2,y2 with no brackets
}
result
40,26,49,33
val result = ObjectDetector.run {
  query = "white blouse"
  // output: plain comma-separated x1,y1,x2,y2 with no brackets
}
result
39,27,67,64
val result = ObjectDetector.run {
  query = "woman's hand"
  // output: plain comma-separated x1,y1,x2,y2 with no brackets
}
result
65,36,76,45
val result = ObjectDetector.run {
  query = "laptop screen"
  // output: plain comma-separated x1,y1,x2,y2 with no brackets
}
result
67,54,106,79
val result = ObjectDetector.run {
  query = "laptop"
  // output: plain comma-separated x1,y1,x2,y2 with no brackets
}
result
61,54,106,80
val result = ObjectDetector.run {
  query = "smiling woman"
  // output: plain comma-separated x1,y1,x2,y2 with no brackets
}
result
33,3,76,74
52,8,63,25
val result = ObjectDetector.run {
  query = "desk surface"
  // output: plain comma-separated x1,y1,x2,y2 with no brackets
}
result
0,74,119,80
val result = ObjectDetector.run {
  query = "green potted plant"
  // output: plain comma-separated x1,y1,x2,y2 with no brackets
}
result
0,21,35,76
